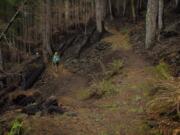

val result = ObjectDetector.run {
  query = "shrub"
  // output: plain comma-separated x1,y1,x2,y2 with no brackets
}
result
91,79,118,96
77,79,118,100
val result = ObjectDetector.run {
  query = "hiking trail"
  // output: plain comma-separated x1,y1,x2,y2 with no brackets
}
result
23,28,160,135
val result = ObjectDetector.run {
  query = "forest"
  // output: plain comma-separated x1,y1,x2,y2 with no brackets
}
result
0,0,179,135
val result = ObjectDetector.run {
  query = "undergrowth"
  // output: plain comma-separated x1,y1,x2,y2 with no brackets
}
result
153,61,172,80
8,119,23,135
77,79,118,100
105,59,124,79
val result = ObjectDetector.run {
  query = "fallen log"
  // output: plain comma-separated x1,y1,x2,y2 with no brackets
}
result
20,57,45,90
0,56,45,90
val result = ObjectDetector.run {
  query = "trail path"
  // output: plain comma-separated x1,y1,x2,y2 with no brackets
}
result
25,29,157,135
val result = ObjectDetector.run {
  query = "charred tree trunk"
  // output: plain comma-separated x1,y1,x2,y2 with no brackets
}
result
145,0,159,49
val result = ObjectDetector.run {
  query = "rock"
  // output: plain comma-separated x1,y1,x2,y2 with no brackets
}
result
147,120,158,128
66,112,78,117
22,103,41,115
42,96,65,114
43,96,58,108
46,106,64,114
13,94,36,106
12,91,42,107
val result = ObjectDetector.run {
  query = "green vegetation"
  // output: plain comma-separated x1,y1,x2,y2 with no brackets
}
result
105,59,124,78
8,119,23,135
91,79,118,96
77,79,119,100
154,62,171,80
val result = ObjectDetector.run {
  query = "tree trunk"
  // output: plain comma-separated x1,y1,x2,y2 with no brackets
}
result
42,0,53,62
145,0,159,49
158,0,164,31
108,0,113,20
95,0,104,33
65,0,70,29
123,0,127,16
116,0,120,16
175,0,179,8
0,48,3,70
131,0,136,22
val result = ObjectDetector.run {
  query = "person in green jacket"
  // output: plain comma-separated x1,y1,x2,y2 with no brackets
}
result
52,52,60,71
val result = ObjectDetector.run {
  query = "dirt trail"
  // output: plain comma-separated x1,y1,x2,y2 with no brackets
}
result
23,30,158,135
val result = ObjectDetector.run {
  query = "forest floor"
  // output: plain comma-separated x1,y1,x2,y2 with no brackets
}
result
1,24,179,135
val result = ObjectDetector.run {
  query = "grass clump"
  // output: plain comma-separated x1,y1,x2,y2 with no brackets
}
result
8,119,23,135
154,62,171,80
91,79,118,97
77,79,118,100
105,59,124,79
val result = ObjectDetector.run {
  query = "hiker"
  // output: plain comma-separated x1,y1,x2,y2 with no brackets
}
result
52,52,60,71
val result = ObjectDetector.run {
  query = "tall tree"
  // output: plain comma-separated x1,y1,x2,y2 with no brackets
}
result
65,0,70,29
145,0,159,49
131,0,136,22
158,0,164,31
108,0,113,20
95,0,104,33
123,0,127,16
42,0,52,62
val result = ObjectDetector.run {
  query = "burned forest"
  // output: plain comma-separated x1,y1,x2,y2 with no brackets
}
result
0,0,180,135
